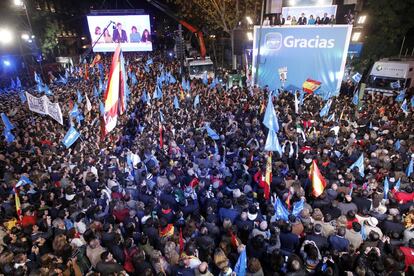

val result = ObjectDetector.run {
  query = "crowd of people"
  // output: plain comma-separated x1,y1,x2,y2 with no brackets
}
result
0,52,413,276
263,13,336,26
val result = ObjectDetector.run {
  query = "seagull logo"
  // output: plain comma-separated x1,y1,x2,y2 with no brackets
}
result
265,33,283,50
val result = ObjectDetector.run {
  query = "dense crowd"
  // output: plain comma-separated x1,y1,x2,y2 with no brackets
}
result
0,52,414,276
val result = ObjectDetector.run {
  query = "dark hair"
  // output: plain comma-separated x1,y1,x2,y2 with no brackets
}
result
131,26,137,32
352,222,361,232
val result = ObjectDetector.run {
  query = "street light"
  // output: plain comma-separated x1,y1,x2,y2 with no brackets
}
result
246,16,253,25
247,32,253,41
351,32,361,42
21,33,29,40
13,0,24,6
0,28,13,45
357,15,367,25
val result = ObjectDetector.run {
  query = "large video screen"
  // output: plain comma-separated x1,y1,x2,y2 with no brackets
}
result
87,15,152,52
252,25,352,95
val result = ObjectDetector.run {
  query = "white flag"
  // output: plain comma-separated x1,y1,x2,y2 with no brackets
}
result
294,91,299,114
26,92,48,114
85,92,92,112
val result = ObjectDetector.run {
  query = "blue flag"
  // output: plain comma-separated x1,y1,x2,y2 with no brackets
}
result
1,113,14,131
141,90,148,104
401,99,408,113
383,177,389,199
274,197,289,221
319,99,332,117
361,222,367,240
205,123,220,140
193,95,200,108
93,86,99,98
234,249,247,276
411,96,414,107
173,95,180,109
62,126,80,148
16,77,21,89
407,158,413,177
351,72,362,83
10,78,16,90
169,73,176,84
37,83,44,93
159,110,164,123
349,153,364,177
264,129,282,156
34,71,42,84
263,95,279,132
3,129,15,143
394,178,401,191
292,199,305,217
327,113,335,122
77,90,83,103
98,78,104,93
390,81,401,89
56,74,67,84
299,90,305,106
99,100,105,116
18,91,26,103
202,72,208,85
44,85,53,96
16,175,32,188
146,58,153,65
131,73,138,85
396,89,405,102
395,140,401,151
144,65,150,73
209,78,217,89
70,104,80,118
352,92,359,105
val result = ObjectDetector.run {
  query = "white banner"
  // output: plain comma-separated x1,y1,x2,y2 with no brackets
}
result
26,92,48,115
25,92,63,125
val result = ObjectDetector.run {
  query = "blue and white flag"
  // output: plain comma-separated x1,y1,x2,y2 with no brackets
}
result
410,96,414,107
401,99,408,114
327,113,335,122
34,71,42,84
144,64,150,73
169,73,176,84
292,198,304,217
274,197,289,221
407,158,413,177
153,85,162,100
361,223,367,240
56,74,67,84
193,95,200,108
349,153,364,177
390,81,401,89
394,178,401,191
16,175,32,188
319,99,332,117
234,249,247,276
1,113,14,131
299,90,305,106
131,73,138,85
159,110,164,123
383,177,389,199
37,83,44,93
396,89,406,102
62,126,80,148
264,129,282,155
98,78,104,93
146,58,153,65
77,90,83,104
205,123,220,140
395,140,401,151
263,95,279,133
352,91,359,105
351,72,362,83
173,95,180,109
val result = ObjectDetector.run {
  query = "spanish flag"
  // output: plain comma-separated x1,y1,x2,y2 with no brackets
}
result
309,160,327,197
264,152,272,200
101,45,127,138
302,79,321,94
14,187,21,220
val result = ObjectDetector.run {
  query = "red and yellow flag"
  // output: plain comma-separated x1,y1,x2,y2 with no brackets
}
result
309,160,327,197
14,187,21,220
264,152,272,200
101,45,122,138
302,79,321,94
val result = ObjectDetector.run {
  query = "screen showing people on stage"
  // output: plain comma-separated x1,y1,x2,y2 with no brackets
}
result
87,14,153,52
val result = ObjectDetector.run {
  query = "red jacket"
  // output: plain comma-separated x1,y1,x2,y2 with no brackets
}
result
20,215,37,228
400,246,414,271
392,191,414,204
